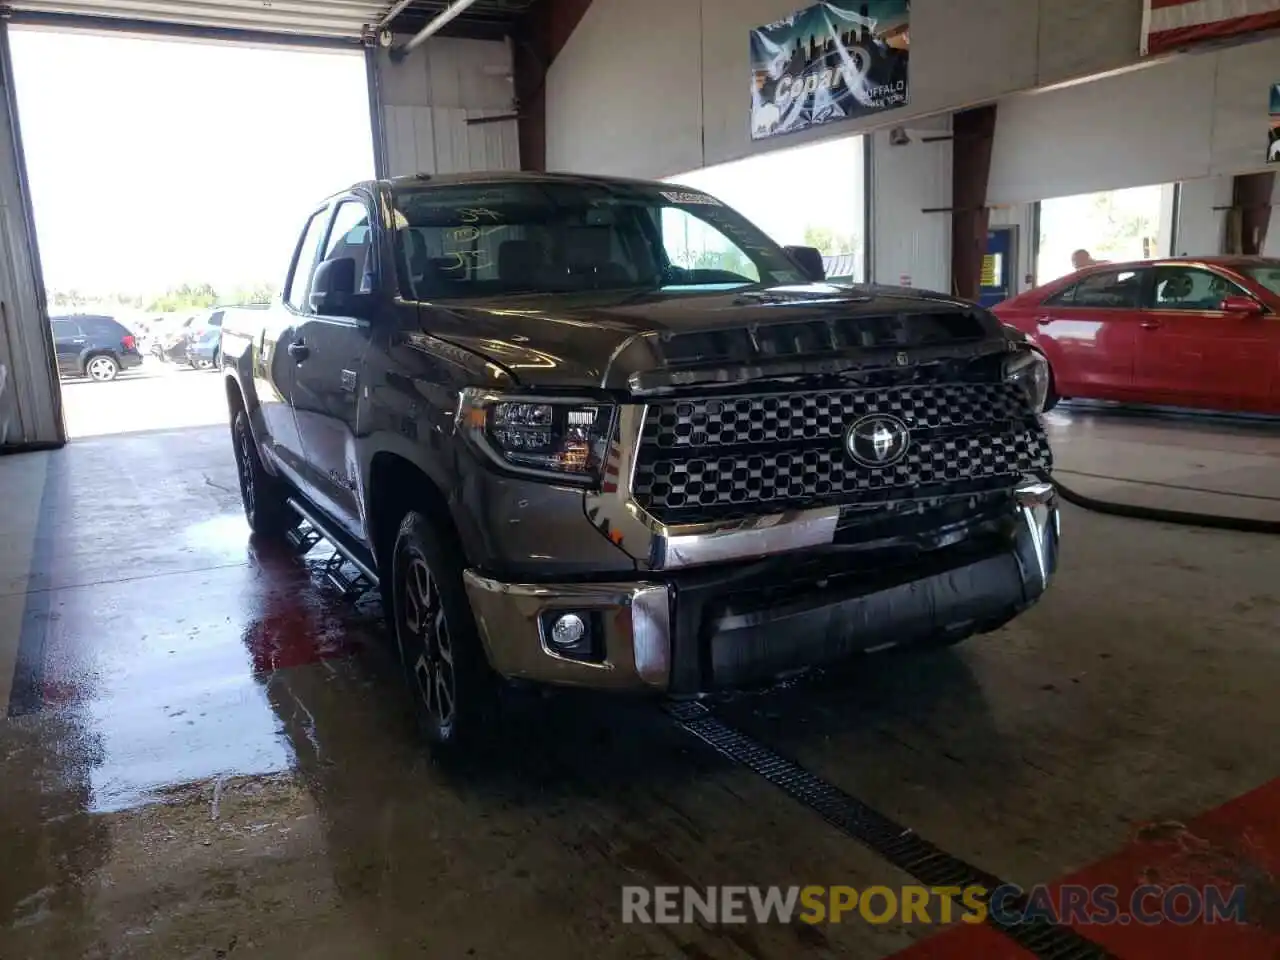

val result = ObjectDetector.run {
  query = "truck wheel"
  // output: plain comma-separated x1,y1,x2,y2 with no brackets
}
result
231,409,295,537
391,510,498,752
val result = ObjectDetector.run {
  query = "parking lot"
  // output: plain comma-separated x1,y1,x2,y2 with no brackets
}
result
59,356,227,439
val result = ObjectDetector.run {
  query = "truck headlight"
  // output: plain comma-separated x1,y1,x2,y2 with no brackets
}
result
459,389,615,483
1004,349,1050,413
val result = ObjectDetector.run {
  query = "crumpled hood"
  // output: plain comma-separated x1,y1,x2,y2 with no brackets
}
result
419,283,1004,390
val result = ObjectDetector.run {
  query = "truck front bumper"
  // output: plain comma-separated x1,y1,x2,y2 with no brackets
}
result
463,480,1060,695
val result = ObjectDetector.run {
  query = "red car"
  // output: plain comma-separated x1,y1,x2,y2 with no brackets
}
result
993,256,1280,414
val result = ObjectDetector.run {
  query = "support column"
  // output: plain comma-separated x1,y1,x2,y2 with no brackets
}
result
1228,171,1275,255
950,105,997,302
511,0,594,172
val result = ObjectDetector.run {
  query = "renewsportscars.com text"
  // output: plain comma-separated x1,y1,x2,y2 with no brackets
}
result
622,883,1246,927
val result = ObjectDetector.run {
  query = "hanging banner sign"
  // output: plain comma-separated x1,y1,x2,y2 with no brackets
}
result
750,1,910,141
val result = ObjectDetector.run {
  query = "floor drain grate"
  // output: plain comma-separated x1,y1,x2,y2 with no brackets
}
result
668,705,1114,960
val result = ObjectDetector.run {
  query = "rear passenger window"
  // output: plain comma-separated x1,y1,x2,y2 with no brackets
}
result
50,319,79,339
286,211,330,312
1067,269,1143,309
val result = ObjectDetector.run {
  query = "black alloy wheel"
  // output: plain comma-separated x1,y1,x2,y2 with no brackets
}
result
231,410,294,537
391,510,497,752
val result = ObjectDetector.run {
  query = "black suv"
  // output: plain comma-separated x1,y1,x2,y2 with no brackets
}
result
222,173,1059,752
50,314,144,382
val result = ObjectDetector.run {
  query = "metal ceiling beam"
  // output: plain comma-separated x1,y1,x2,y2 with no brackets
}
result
391,0,481,57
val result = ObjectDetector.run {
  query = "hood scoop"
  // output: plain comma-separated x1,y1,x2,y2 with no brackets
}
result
610,309,1001,395
657,311,989,366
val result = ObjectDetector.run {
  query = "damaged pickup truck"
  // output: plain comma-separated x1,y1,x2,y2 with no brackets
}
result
221,172,1058,750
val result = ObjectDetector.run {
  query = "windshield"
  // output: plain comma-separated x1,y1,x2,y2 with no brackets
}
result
1240,262,1280,298
389,181,806,301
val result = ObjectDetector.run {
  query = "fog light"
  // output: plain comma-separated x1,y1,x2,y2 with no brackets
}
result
548,613,587,650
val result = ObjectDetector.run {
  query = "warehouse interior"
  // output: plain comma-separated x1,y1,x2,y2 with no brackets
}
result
2,1,1280,957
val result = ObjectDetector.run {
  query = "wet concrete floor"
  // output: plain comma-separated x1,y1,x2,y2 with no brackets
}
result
2,424,1280,958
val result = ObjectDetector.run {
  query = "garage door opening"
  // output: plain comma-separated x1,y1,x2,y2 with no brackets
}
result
10,26,374,439
1035,183,1170,287
667,134,867,284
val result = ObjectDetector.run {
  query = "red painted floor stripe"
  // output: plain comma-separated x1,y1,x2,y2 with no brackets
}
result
1045,776,1280,959
889,777,1280,959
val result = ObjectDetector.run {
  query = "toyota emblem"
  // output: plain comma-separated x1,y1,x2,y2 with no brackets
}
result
845,414,911,468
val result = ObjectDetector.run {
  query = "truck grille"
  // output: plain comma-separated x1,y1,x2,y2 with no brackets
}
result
632,382,1051,523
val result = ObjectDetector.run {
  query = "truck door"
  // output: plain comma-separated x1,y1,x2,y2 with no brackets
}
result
256,207,328,486
290,197,377,541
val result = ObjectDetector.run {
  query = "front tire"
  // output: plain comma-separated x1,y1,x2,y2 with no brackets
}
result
231,409,295,537
391,510,498,752
85,354,119,382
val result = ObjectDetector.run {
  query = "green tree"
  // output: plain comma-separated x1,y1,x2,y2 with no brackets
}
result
145,282,220,313
803,225,856,255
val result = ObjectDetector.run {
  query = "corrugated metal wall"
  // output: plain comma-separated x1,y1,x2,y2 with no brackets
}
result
869,120,951,293
374,35,519,177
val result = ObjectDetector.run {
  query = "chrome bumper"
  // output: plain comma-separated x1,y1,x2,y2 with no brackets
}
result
463,575,672,690
464,480,1061,693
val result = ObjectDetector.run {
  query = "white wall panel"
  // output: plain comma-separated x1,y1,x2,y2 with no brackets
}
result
547,0,1144,180
989,34,1280,205
1173,177,1232,256
1207,37,1280,177
988,58,1216,205
1035,0,1146,87
544,0,702,177
375,35,518,177
869,123,950,293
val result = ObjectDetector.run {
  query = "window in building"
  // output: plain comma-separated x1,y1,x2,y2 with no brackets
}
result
1036,184,1168,286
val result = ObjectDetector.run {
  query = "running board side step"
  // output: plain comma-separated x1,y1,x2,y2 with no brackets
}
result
286,496,380,596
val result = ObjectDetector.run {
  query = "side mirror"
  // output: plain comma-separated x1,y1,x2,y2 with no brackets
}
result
309,257,371,317
783,245,826,283
1221,294,1263,316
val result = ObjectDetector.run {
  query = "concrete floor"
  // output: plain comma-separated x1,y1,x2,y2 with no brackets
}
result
1048,403,1280,521
3,413,1280,959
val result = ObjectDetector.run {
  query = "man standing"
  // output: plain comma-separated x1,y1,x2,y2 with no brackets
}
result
1071,249,1097,271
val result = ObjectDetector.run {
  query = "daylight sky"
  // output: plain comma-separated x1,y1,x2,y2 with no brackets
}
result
10,27,375,298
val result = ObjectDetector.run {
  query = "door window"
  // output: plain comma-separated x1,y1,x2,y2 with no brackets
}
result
1054,269,1144,309
1148,266,1247,311
323,201,375,293
285,210,330,312
50,319,79,340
